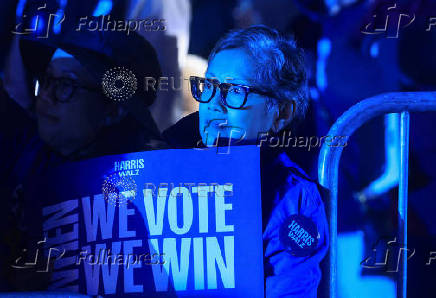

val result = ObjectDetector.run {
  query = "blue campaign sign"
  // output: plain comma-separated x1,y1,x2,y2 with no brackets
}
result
27,146,264,297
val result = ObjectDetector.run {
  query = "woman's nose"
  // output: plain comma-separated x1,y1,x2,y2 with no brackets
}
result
207,91,227,113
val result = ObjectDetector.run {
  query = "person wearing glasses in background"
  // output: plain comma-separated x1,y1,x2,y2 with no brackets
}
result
163,25,329,297
0,24,164,291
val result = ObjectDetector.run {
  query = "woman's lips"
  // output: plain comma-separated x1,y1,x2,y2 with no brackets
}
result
203,119,243,134
204,119,228,131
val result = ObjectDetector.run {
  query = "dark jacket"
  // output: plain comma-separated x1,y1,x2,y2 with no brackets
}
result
0,83,165,291
163,112,329,297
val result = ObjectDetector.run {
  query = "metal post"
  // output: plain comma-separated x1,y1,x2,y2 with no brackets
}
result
318,92,436,298
330,175,338,298
398,111,410,298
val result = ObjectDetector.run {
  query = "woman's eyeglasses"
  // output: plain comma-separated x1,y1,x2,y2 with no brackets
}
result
35,74,100,103
189,76,275,109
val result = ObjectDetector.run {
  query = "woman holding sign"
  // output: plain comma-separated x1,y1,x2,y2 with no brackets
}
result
164,25,329,297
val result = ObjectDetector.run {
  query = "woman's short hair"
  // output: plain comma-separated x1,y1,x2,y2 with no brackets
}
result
209,25,308,123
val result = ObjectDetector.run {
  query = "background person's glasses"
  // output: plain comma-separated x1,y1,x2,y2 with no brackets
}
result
189,76,275,109
35,74,100,103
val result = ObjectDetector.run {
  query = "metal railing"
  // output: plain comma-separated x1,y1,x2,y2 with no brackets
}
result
318,91,436,298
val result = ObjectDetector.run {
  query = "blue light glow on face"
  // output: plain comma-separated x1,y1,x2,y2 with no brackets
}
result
199,48,277,146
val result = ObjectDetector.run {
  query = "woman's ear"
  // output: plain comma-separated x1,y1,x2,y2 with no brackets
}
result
272,100,295,133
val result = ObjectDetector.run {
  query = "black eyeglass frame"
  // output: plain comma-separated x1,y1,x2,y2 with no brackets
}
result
37,74,101,103
190,76,276,109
